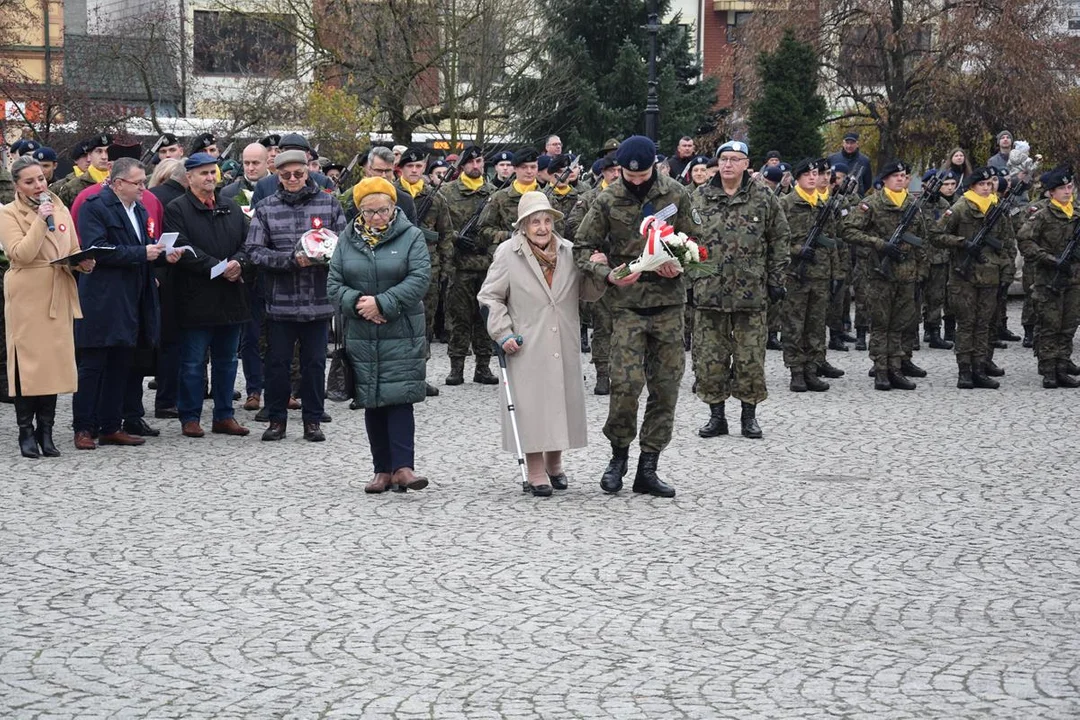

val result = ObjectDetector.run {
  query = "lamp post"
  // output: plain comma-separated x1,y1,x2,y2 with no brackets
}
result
644,0,660,141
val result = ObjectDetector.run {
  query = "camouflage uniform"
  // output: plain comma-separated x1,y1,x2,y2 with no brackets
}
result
566,182,612,372
843,191,929,373
691,176,789,405
441,176,498,360
1019,198,1047,336
546,185,579,237
477,182,534,250
55,171,98,208
826,193,856,335
574,173,698,452
922,195,953,329
1017,201,1080,377
399,179,453,348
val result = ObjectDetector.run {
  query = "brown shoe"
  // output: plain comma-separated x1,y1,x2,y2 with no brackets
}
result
73,431,96,450
243,393,261,411
287,396,301,410
98,430,146,446
181,421,205,438
391,467,429,492
365,472,393,493
211,418,250,436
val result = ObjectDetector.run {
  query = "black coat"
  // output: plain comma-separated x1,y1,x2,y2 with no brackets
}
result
163,189,251,328
149,179,187,342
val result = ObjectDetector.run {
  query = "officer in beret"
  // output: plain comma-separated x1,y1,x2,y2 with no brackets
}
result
544,154,578,233
30,147,58,182
491,150,514,189
921,169,958,352
259,134,282,167
825,161,860,351
1017,165,1080,388
427,159,450,187
476,148,540,262
156,134,183,161
189,132,219,158
575,135,700,498
56,134,112,208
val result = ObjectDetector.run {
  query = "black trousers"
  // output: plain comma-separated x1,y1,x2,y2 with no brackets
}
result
364,404,415,473
73,347,133,434
265,319,328,424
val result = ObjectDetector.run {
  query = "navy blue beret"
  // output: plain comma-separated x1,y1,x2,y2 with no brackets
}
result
616,135,656,172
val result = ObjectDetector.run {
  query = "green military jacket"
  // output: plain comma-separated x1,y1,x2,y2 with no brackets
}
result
400,180,452,278
48,172,73,198
933,194,1017,288
441,177,497,273
1017,200,1080,288
779,190,838,283
843,190,929,284
477,182,533,250
574,172,698,309
691,174,789,311
565,182,607,245
56,172,98,208
547,185,578,237
923,195,954,266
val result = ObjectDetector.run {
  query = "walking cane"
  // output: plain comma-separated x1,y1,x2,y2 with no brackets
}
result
479,305,529,490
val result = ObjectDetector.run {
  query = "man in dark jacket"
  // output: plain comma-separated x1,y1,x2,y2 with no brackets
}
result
245,150,346,442
73,158,183,450
827,132,873,196
247,133,335,207
164,153,252,438
148,160,189,418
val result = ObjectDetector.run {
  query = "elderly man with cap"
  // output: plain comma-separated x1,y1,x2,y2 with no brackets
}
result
827,132,873,196
245,148,346,441
248,133,335,207
440,145,499,386
156,134,183,161
843,160,930,390
574,135,700,498
56,134,111,207
164,153,252,436
1017,165,1080,388
30,147,58,183
987,131,1014,173
691,139,789,439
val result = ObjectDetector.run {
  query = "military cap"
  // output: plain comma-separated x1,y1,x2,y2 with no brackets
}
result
536,154,552,172
31,146,57,162
11,139,41,156
765,150,781,161
716,140,749,158
590,158,604,175
942,170,958,182
220,159,241,179
457,145,483,164
549,154,572,173
84,134,112,151
512,148,540,166
325,162,346,174
777,162,791,174
157,133,180,148
879,160,910,179
843,131,860,141
279,133,310,151
189,132,217,153
426,158,448,174
70,140,90,159
259,133,282,148
686,154,709,169
601,138,620,153
184,153,216,171
492,150,513,164
815,158,830,172
1040,165,1073,191
830,162,850,175
398,147,426,167
762,166,784,183
616,135,656,172
969,167,996,184
599,154,619,170
792,158,817,179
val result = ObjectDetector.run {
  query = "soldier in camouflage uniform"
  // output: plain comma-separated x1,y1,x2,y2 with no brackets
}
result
825,162,858,352
55,135,111,208
477,148,540,251
933,166,1017,389
396,148,453,396
692,140,788,438
778,159,842,393
1016,165,1080,388
544,154,579,235
574,136,699,498
843,161,930,390
921,170,958,351
1020,193,1048,348
441,146,500,386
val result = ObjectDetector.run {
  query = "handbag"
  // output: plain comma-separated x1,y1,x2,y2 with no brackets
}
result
326,311,356,402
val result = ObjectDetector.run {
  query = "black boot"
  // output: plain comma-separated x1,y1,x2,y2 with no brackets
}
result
600,444,630,493
789,367,807,393
632,452,676,497
580,324,591,354
855,327,868,351
922,326,931,343
34,395,60,457
473,357,499,385
593,365,610,395
874,369,891,391
698,402,728,437
445,357,465,386
887,369,917,390
816,360,845,378
740,402,762,439
900,358,927,378
999,323,1021,342
1022,324,1034,348
828,330,849,352
840,329,857,343
15,398,39,459
1065,359,1080,376
943,316,956,341
928,327,953,350
1058,361,1080,388
957,364,975,389
803,368,830,392
972,367,1000,389
983,358,1005,377
1043,373,1059,389
766,332,781,350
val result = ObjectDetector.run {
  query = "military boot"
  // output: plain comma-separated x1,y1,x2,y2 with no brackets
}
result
828,330,849,351
999,322,1021,342
887,368,917,390
1064,359,1080,375
1057,361,1080,388
766,332,781,350
928,326,953,350
632,452,675,497
1022,324,1034,348
971,366,1000,389
983,358,1005,377
943,316,956,341
922,325,932,343
874,369,892,391
855,327,868,351
600,444,630,493
580,324,591,354
14,398,39,459
900,358,927,378
473,357,499,385
34,395,60,458
956,364,975,389
1043,374,1059,389
803,368,830,392
789,367,807,393
445,357,465,386
740,402,763,439
816,360,845,378
698,403,728,437
593,365,610,395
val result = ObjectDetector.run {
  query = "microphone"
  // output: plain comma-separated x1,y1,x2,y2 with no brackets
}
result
38,193,54,232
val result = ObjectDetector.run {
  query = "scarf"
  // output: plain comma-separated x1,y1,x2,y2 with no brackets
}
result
460,173,484,192
278,181,319,206
526,237,557,287
600,179,610,190
355,217,392,247
73,166,85,177
883,188,908,208
552,184,572,197
817,189,830,203
87,165,109,184
795,185,819,206
623,173,657,201
1052,197,1074,219
963,190,996,216
513,180,538,195
399,177,424,198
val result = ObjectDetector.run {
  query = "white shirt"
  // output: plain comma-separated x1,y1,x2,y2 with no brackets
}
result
122,201,142,241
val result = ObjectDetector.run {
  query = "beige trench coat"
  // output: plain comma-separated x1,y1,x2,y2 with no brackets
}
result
0,192,83,395
477,232,606,453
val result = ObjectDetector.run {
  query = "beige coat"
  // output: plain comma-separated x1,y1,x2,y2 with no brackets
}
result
0,192,83,395
478,232,606,453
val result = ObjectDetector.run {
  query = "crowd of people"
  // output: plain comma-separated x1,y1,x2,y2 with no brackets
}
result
1,126,1076,499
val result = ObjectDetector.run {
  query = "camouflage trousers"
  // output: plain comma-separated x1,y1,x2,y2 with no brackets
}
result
826,278,851,332
605,305,684,453
1032,284,1080,374
1021,261,1036,327
766,294,782,333
423,257,442,352
0,265,7,397
446,270,491,360
585,293,612,367
948,281,997,367
865,275,917,371
922,263,950,327
693,308,767,406
852,255,872,329
781,278,828,369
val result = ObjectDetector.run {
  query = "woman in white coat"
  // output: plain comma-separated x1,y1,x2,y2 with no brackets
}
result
478,192,607,496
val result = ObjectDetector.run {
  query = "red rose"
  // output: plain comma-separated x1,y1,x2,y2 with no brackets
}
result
699,246,708,261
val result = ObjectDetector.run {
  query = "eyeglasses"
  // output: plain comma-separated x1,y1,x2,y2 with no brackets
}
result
360,206,394,219
366,165,394,177
115,177,147,188
278,170,306,180
717,156,747,165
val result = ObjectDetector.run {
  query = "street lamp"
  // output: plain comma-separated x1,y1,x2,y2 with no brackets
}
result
644,0,660,141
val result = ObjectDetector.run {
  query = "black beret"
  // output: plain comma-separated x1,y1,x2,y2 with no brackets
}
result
492,150,513,164
70,140,89,159
398,147,426,166
427,159,449,173
158,133,180,147
763,166,784,183
616,135,656,172
599,154,619,170
549,154,572,173
84,134,112,151
792,158,816,179
458,145,483,164
813,158,830,172
325,163,346,173
259,133,282,148
967,167,995,184
1041,165,1074,191
512,148,539,166
879,160,910,179
765,150,781,160
536,154,552,172
279,133,310,151
189,132,217,153
830,162,850,175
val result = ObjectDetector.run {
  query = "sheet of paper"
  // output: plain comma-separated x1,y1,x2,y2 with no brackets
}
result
158,231,196,256
210,259,229,279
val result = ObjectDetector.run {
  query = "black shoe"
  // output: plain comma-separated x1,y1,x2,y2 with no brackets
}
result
594,371,610,396
523,482,553,497
473,360,499,385
957,367,975,389
766,332,782,351
900,359,927,378
1043,374,1059,389
1022,325,1034,348
580,324,591,354
154,406,179,419
632,452,675,498
349,399,361,410
868,366,876,377
874,369,892,391
233,390,242,401
789,367,807,393
922,328,931,343
816,360,845,378
999,325,1021,342
943,316,956,341
34,397,61,457
698,403,728,437
991,339,1008,349
262,422,286,441
804,369,830,392
445,358,465,386
16,399,39,458
840,330,857,343
887,370,916,390
983,359,1005,377
147,379,158,390
321,411,332,423
303,422,326,442
123,418,160,437
254,407,270,422
855,328,868,351
928,329,953,350
548,473,568,490
828,332,849,352
600,445,630,493
19,427,40,459
425,382,440,397
972,370,1000,389
1065,360,1080,376
740,402,762,439
1057,372,1080,389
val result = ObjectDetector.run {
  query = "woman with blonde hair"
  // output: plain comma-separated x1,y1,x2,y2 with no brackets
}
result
149,157,184,189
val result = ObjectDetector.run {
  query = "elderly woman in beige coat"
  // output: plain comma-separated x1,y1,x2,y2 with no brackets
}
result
477,192,606,496
0,155,94,458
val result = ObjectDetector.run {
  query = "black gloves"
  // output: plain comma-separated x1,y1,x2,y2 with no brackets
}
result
767,285,786,303
880,243,904,260
453,233,478,254
963,239,983,258
797,246,816,263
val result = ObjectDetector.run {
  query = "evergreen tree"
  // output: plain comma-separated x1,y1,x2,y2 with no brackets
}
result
746,31,826,166
508,0,718,156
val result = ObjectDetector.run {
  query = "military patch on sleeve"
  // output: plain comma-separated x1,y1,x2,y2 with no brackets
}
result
654,203,678,222
859,203,870,212
1029,206,1039,214
840,209,849,217
691,208,703,225
944,209,952,216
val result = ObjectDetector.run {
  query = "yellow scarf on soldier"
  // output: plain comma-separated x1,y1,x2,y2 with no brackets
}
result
963,189,996,216
87,165,109,184
817,189,830,203
459,173,483,192
1052,197,1074,219
399,177,424,198
600,179,609,190
883,188,908,207
513,180,538,195
552,184,572,197
73,166,85,177
795,185,818,206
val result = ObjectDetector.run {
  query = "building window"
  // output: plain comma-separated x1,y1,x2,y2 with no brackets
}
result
726,12,752,44
193,11,296,76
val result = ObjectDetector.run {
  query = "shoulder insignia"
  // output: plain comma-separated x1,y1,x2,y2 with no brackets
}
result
944,209,952,216
691,208,702,225
859,203,870,212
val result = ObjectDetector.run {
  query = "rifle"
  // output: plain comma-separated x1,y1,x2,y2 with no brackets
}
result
218,142,235,161
454,192,496,254
877,167,945,280
953,180,1030,280
543,165,573,202
1051,220,1080,294
415,157,463,225
337,153,361,189
792,166,863,283
140,135,167,165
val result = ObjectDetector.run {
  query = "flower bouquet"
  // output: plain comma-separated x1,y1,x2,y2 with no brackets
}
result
613,215,714,278
295,227,339,264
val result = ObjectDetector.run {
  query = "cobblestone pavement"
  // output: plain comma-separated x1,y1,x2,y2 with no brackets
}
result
2,303,1078,719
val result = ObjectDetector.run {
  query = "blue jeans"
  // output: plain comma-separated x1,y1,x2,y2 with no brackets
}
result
265,319,327,424
364,404,415,473
239,282,265,396
178,325,242,424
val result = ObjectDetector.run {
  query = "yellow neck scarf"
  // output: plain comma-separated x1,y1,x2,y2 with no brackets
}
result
399,177,424,198
87,165,109,184
795,185,818,206
513,180,538,195
963,189,996,216
1052,197,1074,219
817,189,830,202
883,188,908,207
459,173,484,192
553,184,572,197
600,179,609,190
74,166,85,177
